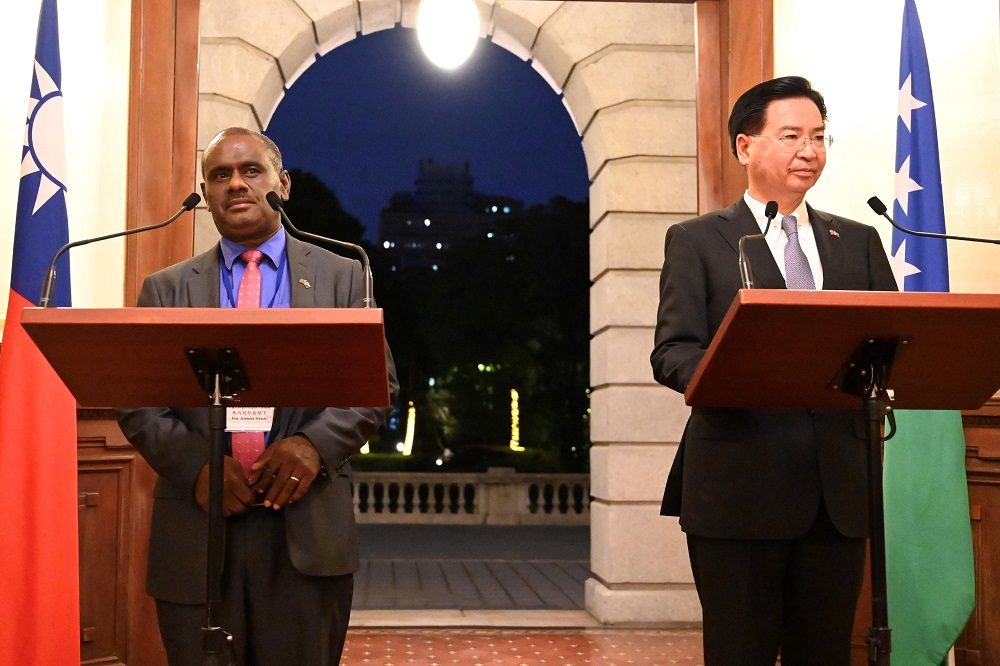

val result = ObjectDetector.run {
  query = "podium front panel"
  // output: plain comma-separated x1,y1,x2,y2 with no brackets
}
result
685,290,1000,411
21,307,391,408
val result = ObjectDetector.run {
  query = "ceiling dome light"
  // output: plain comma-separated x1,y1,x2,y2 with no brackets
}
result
417,0,479,70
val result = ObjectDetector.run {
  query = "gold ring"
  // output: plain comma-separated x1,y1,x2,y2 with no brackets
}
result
289,475,300,483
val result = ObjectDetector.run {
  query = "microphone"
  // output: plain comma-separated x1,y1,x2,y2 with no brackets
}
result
738,200,779,289
265,191,373,308
867,196,1000,246
39,193,200,307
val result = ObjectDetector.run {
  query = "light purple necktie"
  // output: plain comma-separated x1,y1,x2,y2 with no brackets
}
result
781,215,816,290
231,249,266,481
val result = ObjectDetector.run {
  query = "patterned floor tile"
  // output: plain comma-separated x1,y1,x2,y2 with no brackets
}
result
342,628,704,665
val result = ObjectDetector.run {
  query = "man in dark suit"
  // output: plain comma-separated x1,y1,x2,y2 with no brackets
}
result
118,127,398,665
650,77,897,665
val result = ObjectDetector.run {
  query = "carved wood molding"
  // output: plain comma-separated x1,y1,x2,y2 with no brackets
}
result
125,0,200,306
695,0,771,212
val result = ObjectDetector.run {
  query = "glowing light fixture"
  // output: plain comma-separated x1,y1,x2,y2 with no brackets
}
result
510,389,525,452
402,401,417,456
361,442,371,454
416,0,479,69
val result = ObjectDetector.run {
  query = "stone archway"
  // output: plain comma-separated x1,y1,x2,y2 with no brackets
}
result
196,0,698,625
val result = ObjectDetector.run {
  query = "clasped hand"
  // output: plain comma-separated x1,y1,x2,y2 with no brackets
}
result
194,434,322,517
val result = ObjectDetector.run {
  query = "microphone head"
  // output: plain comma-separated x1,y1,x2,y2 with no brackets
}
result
182,193,201,211
266,191,284,211
867,196,888,215
764,201,779,219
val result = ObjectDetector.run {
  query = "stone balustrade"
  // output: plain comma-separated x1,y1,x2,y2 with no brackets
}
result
351,467,590,526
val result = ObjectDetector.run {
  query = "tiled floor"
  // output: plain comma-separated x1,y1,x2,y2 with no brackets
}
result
354,559,589,610
341,628,705,665
346,526,706,664
355,525,591,611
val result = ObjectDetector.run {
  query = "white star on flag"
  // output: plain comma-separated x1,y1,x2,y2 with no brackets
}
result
894,155,923,215
898,73,927,132
888,238,921,289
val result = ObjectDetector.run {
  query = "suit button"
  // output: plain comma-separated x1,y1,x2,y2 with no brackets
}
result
807,409,815,416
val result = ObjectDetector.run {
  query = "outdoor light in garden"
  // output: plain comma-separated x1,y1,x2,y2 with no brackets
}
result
402,401,416,456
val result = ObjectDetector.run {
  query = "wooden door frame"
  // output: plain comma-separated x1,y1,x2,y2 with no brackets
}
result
123,0,771,297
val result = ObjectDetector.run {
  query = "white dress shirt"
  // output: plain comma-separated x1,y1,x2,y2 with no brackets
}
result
743,191,824,289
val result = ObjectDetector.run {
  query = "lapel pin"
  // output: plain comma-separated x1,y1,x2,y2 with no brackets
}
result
829,229,841,238
299,278,312,289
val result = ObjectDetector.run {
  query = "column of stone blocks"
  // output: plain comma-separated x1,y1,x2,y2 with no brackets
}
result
526,1,701,625
198,0,323,249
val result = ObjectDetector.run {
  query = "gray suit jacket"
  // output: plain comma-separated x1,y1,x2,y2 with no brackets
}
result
651,199,897,540
117,232,399,604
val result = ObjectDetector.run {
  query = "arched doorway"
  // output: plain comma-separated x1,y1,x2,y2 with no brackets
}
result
194,0,699,625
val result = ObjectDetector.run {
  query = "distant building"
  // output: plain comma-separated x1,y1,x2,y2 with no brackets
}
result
378,159,523,269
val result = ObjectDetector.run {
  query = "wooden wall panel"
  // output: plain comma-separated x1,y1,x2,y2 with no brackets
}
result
124,0,201,307
78,461,131,664
78,411,165,666
956,399,1000,665
694,0,772,213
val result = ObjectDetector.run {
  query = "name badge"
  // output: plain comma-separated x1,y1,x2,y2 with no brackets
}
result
226,407,275,432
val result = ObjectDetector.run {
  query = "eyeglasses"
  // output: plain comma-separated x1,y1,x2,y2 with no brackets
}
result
750,134,834,152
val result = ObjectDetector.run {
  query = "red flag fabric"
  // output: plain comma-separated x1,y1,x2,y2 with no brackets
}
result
0,0,80,662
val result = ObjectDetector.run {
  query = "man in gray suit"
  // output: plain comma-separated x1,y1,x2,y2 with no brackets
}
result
118,127,398,665
651,78,897,665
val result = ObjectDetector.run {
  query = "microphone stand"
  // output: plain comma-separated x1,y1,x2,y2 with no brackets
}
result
182,348,247,666
738,201,779,289
265,192,373,308
867,196,1000,246
39,193,201,307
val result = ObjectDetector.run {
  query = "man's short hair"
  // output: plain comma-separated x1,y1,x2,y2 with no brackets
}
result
201,127,284,176
727,76,828,157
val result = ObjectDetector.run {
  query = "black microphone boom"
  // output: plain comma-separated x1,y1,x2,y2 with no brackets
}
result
738,200,780,289
867,196,1000,246
265,191,373,308
39,193,201,308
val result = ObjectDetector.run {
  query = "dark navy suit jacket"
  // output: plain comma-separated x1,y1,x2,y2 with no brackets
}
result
651,199,897,540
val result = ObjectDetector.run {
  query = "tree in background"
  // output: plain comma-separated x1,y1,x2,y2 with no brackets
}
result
378,196,591,471
285,169,590,472
283,168,367,250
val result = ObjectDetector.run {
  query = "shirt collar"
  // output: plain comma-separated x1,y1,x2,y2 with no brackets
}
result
219,228,287,270
743,191,811,234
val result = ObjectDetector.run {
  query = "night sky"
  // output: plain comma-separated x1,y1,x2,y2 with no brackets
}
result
267,28,589,240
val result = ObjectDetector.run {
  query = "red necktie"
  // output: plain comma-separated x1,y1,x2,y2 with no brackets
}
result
231,249,266,481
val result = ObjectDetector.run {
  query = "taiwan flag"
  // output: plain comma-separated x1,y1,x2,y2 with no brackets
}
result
0,0,81,663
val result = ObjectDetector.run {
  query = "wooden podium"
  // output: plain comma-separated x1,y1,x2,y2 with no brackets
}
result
686,290,1000,411
684,289,1000,666
20,307,391,409
22,306,392,664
